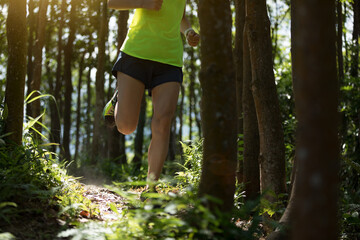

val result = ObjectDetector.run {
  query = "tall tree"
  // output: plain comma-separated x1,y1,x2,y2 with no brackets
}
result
63,0,79,160
242,24,260,201
337,0,344,82
26,0,35,117
198,0,237,212
74,52,85,162
234,0,245,184
4,0,27,145
291,1,339,239
50,0,66,153
245,0,286,198
108,10,128,163
29,0,49,133
92,0,108,161
132,95,146,169
350,0,359,78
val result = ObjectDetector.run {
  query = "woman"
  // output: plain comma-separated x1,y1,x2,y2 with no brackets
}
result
103,0,200,183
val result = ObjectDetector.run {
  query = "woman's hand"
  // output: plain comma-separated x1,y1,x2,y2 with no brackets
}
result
186,30,200,47
141,0,163,11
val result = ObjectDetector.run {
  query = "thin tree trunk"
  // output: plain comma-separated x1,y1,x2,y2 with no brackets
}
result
74,53,85,162
29,0,49,134
50,0,66,153
234,0,245,184
344,2,350,73
337,0,344,83
168,120,176,161
292,1,339,239
62,0,78,161
85,66,92,152
188,48,195,142
242,24,260,201
4,0,27,145
132,95,146,170
198,0,237,212
26,0,35,118
177,84,185,159
246,0,286,198
92,0,108,162
108,10,129,163
350,0,359,78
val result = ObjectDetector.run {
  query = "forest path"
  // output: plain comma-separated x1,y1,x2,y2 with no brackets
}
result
80,184,137,221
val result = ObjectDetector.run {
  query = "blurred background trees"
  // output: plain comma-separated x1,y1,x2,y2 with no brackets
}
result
0,0,359,238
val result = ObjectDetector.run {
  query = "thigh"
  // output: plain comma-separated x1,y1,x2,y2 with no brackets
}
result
151,82,180,121
116,71,145,125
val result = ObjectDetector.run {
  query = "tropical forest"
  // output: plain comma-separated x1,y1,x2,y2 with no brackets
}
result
0,0,359,239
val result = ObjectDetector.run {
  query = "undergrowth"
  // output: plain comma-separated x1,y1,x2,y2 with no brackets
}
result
0,98,98,239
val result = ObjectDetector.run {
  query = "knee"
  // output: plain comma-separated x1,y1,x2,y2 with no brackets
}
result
152,114,173,136
116,121,137,135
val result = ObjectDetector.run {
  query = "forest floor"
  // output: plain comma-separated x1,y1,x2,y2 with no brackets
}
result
1,184,138,240
2,182,264,239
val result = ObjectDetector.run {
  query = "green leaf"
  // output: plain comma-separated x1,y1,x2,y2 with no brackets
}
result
109,202,119,214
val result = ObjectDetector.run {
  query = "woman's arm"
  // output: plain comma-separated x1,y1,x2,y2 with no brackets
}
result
108,0,163,11
181,10,200,47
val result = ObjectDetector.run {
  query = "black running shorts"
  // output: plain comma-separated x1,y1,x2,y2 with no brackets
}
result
111,52,183,96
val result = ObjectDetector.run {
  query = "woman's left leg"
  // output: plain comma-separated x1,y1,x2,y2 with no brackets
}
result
147,82,180,181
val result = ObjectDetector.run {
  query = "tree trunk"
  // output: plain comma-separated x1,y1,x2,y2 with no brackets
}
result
245,0,286,198
168,120,176,161
29,0,49,134
234,0,245,184
337,0,344,83
92,0,108,162
62,0,78,161
4,0,27,145
26,0,35,118
108,10,129,163
242,24,260,201
350,0,359,78
188,48,196,141
74,53,85,162
132,95,146,170
198,0,237,212
291,1,339,239
85,66,92,153
50,0,66,153
178,84,185,154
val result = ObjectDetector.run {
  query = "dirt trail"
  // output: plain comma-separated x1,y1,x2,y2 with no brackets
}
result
80,184,128,221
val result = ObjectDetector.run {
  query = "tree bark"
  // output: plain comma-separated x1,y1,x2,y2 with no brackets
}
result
50,0,66,153
62,0,78,161
4,0,27,145
291,1,339,239
29,0,49,134
234,0,245,184
350,0,359,78
74,53,85,162
198,0,237,212
108,10,129,163
242,24,260,201
26,0,35,118
132,94,146,170
245,0,286,198
337,0,344,83
92,0,108,162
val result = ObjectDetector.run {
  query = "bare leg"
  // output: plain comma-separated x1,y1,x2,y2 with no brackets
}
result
115,72,145,135
147,82,180,181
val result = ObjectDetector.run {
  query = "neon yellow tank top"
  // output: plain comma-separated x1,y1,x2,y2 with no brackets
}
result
120,0,186,67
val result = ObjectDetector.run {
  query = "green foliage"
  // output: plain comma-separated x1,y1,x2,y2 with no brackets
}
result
59,182,263,240
175,140,203,190
0,102,98,229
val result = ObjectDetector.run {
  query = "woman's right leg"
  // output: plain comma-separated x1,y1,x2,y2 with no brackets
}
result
115,71,145,135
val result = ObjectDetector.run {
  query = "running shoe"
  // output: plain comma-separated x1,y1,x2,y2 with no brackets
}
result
103,90,117,128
